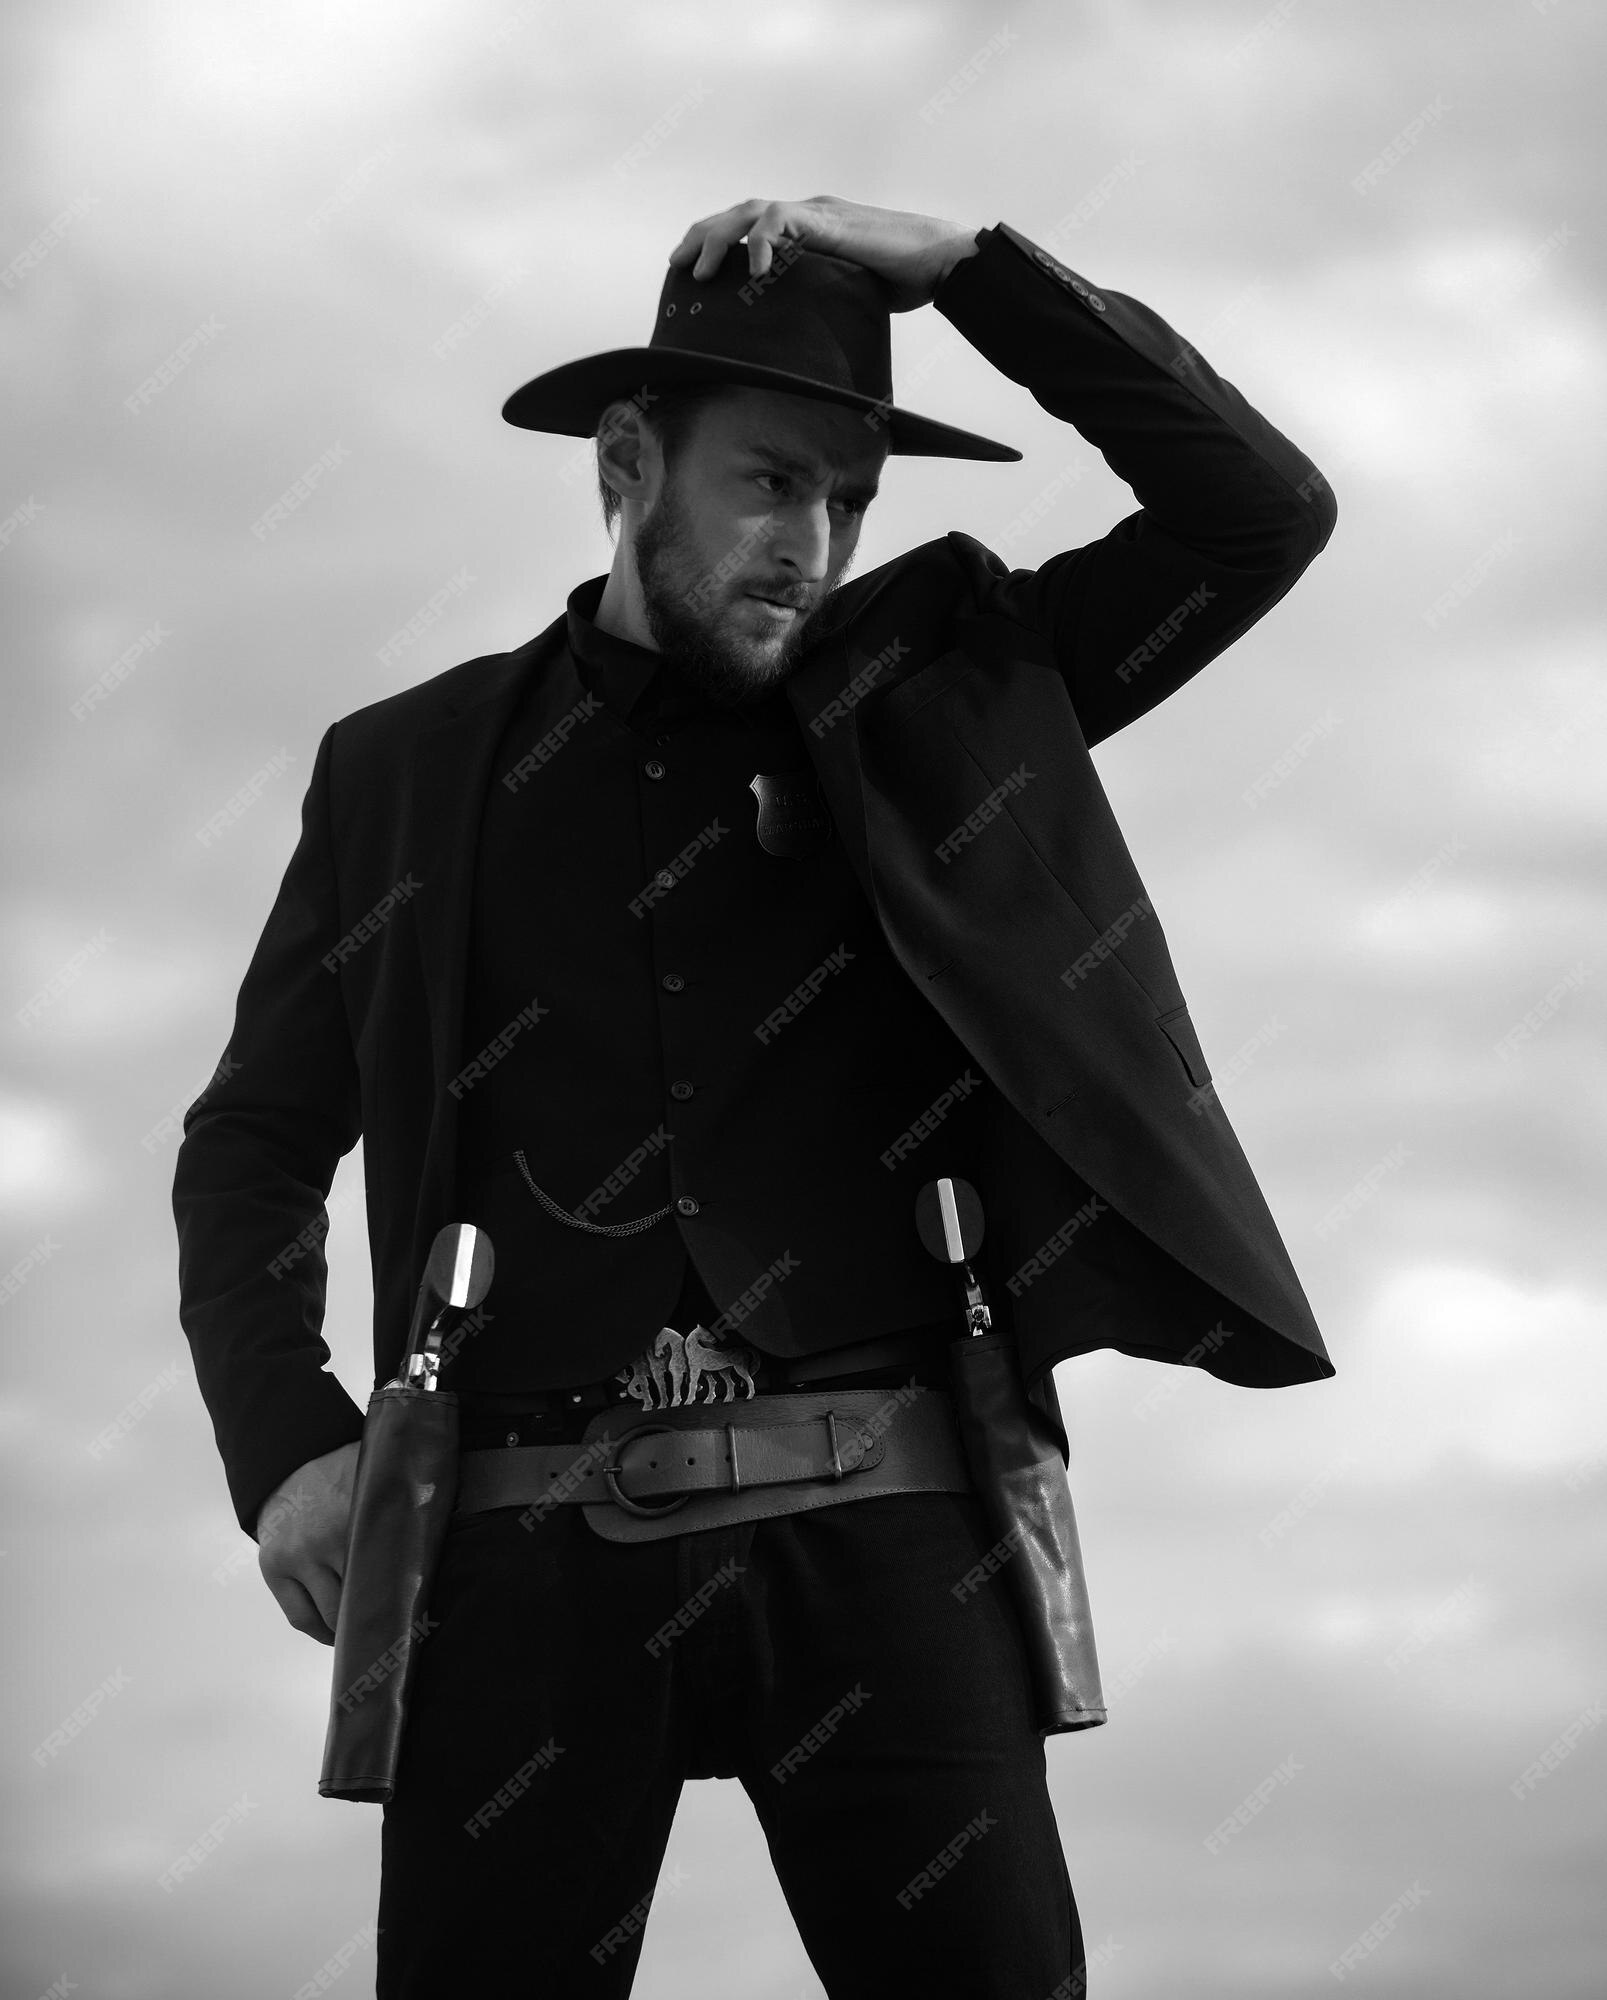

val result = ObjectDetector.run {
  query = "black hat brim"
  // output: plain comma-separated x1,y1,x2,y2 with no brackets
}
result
501,347,1022,463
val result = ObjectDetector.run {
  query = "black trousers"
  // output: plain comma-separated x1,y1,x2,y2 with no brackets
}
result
377,1485,1086,1997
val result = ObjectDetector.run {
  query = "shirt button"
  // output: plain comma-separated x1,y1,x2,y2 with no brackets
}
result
670,1079,694,1101
1087,294,1106,312
655,733,672,747
655,869,675,891
644,759,666,780
661,972,684,992
1070,278,1088,296
675,1196,699,1217
1033,249,1052,265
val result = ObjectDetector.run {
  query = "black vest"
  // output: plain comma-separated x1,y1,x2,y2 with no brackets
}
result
451,576,994,1391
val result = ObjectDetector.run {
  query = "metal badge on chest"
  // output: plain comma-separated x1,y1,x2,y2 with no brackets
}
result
748,768,834,858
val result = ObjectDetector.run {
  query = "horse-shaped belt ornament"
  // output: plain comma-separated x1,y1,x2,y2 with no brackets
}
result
615,1323,762,1409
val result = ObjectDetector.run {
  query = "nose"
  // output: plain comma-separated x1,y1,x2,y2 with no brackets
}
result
762,500,835,587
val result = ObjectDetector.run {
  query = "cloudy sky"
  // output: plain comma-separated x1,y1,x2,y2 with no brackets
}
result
4,0,1604,1994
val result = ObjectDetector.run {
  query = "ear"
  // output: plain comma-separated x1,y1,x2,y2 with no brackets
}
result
596,398,661,511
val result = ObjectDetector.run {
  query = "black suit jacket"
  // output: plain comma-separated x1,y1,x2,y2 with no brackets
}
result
174,222,1339,1536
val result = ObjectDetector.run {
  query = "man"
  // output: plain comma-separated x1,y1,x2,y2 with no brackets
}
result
174,194,1338,1995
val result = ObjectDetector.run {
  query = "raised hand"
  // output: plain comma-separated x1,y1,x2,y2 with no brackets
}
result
667,195,980,312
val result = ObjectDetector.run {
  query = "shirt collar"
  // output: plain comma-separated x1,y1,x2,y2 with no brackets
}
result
565,573,712,729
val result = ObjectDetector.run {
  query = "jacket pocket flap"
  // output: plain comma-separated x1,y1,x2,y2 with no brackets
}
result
1156,1006,1211,1089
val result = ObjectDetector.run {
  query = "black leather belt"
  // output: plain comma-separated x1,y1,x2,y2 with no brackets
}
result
454,1383,974,1543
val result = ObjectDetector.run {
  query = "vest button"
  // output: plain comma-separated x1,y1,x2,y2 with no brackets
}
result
670,1079,694,1101
675,1196,699,1216
661,972,685,992
644,759,666,780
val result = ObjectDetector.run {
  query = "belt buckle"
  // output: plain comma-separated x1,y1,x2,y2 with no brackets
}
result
603,1422,692,1517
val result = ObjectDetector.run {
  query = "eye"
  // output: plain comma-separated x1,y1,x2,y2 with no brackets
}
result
754,474,787,495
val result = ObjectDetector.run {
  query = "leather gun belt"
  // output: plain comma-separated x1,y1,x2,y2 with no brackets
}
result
453,1384,974,1544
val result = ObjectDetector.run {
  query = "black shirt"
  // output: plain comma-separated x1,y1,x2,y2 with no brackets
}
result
451,573,994,1391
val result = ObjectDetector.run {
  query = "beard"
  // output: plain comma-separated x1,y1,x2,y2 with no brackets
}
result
633,477,845,709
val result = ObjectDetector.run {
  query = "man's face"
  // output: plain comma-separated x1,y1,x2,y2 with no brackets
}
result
630,387,887,707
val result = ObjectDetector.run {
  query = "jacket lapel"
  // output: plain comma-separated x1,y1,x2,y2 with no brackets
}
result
403,613,574,1258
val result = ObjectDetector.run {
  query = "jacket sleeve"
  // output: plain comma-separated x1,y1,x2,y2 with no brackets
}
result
172,719,368,1539
930,221,1338,748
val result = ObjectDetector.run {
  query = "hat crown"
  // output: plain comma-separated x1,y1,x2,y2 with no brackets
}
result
647,241,894,404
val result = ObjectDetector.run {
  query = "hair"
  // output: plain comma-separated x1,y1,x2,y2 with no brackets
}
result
594,380,737,536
